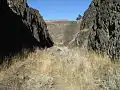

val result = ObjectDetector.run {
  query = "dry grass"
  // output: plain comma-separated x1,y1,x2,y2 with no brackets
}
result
0,46,120,90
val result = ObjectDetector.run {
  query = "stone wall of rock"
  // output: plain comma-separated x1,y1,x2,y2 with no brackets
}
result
75,0,120,60
0,0,54,60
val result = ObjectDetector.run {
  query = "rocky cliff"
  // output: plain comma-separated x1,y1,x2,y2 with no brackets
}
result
74,0,120,60
0,0,54,60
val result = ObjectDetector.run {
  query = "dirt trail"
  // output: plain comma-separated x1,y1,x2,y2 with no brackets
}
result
0,44,89,90
0,20,83,90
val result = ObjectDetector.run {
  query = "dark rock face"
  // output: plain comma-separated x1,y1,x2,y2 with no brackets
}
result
76,0,120,60
76,14,82,20
0,0,54,60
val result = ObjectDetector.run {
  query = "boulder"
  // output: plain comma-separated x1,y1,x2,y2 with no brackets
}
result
75,0,120,60
0,0,54,59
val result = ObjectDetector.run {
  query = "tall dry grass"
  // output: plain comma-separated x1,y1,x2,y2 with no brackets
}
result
0,46,120,90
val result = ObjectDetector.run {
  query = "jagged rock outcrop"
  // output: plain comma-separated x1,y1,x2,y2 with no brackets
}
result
0,0,54,60
74,0,120,60
76,14,82,20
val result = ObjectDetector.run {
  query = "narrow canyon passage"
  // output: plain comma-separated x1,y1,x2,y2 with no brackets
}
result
0,22,119,90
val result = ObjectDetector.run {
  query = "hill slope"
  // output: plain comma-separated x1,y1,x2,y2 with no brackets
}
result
46,20,80,45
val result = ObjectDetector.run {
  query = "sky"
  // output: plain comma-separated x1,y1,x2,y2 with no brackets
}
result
27,0,92,20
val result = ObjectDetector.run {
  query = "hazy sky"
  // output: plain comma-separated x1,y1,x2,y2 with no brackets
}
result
27,0,92,20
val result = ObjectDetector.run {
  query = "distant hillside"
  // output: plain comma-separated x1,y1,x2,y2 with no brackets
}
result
46,20,81,45
45,20,70,23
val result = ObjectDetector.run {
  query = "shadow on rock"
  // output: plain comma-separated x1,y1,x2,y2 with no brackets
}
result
0,0,54,64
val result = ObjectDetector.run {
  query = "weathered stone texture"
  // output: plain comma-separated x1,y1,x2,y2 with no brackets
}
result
0,0,54,61
75,0,120,59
